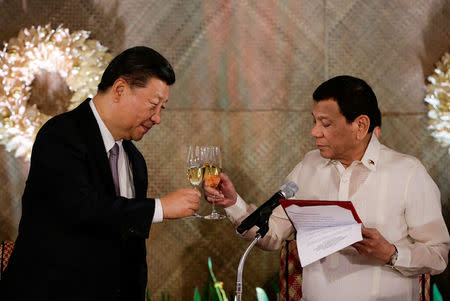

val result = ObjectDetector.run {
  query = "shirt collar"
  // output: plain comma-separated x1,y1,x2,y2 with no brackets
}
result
320,133,380,171
89,99,122,153
319,154,332,167
360,133,380,171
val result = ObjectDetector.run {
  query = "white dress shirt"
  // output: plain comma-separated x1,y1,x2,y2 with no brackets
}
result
89,100,163,223
225,134,450,301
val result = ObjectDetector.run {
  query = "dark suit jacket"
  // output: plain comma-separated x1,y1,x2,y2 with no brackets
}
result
1,99,155,301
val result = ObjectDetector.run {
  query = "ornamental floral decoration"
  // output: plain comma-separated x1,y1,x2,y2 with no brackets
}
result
0,24,111,160
424,51,450,152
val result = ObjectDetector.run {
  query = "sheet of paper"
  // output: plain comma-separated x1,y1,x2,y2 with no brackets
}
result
284,205,363,267
288,205,359,227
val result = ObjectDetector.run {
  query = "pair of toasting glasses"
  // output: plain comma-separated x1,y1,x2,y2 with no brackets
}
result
187,145,225,220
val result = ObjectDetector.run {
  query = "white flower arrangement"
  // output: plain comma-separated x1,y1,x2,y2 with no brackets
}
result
0,24,111,160
425,51,450,152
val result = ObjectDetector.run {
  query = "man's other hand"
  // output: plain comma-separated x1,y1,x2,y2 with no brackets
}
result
202,173,237,208
160,188,201,219
352,225,396,264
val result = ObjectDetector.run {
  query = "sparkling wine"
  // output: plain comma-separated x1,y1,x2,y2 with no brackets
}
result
204,165,221,187
187,165,203,186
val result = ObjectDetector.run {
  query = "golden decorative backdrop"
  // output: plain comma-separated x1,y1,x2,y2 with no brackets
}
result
0,0,449,300
0,24,111,160
425,51,450,151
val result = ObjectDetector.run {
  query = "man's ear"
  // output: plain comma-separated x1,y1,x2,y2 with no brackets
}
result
354,115,370,140
111,78,127,102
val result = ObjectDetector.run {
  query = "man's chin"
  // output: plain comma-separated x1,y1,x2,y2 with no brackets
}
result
130,126,151,141
128,131,145,141
318,149,332,159
131,134,144,141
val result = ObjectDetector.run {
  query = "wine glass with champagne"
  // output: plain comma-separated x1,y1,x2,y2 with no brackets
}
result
186,145,204,218
203,146,226,220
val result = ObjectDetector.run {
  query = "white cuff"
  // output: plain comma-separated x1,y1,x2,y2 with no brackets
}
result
224,194,248,222
152,198,163,223
393,244,410,268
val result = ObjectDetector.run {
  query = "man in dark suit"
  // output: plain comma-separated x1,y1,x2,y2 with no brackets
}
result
0,46,200,301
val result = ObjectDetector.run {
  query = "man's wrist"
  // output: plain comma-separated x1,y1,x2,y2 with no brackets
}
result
223,194,238,208
386,244,398,266
224,194,247,220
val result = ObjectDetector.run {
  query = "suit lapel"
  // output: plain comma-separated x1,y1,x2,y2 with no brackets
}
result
123,141,148,199
74,99,116,196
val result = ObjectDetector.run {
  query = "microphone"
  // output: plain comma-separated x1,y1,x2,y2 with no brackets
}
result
236,181,299,236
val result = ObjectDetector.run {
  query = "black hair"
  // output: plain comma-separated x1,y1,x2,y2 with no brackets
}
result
97,46,175,92
312,75,381,132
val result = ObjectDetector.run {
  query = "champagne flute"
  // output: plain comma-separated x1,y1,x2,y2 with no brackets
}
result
187,145,204,218
203,146,226,220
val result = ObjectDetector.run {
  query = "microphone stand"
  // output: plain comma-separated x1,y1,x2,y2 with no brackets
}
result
235,207,272,301
236,234,261,301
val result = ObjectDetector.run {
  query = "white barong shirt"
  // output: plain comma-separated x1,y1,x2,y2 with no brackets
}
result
226,134,449,301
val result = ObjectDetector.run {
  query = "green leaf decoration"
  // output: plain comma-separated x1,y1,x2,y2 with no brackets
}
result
201,280,210,301
146,288,151,301
270,280,279,295
207,257,228,301
433,283,443,301
208,257,218,283
161,292,170,301
210,283,220,301
255,287,269,301
194,287,201,301
214,281,228,301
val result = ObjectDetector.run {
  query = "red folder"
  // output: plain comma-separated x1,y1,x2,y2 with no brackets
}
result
279,199,362,224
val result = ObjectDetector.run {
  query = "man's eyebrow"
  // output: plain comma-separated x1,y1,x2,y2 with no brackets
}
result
311,113,331,120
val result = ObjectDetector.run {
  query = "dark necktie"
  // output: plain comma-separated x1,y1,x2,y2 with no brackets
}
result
109,143,120,196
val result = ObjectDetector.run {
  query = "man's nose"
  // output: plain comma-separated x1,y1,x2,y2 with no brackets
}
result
311,123,321,137
151,109,161,124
